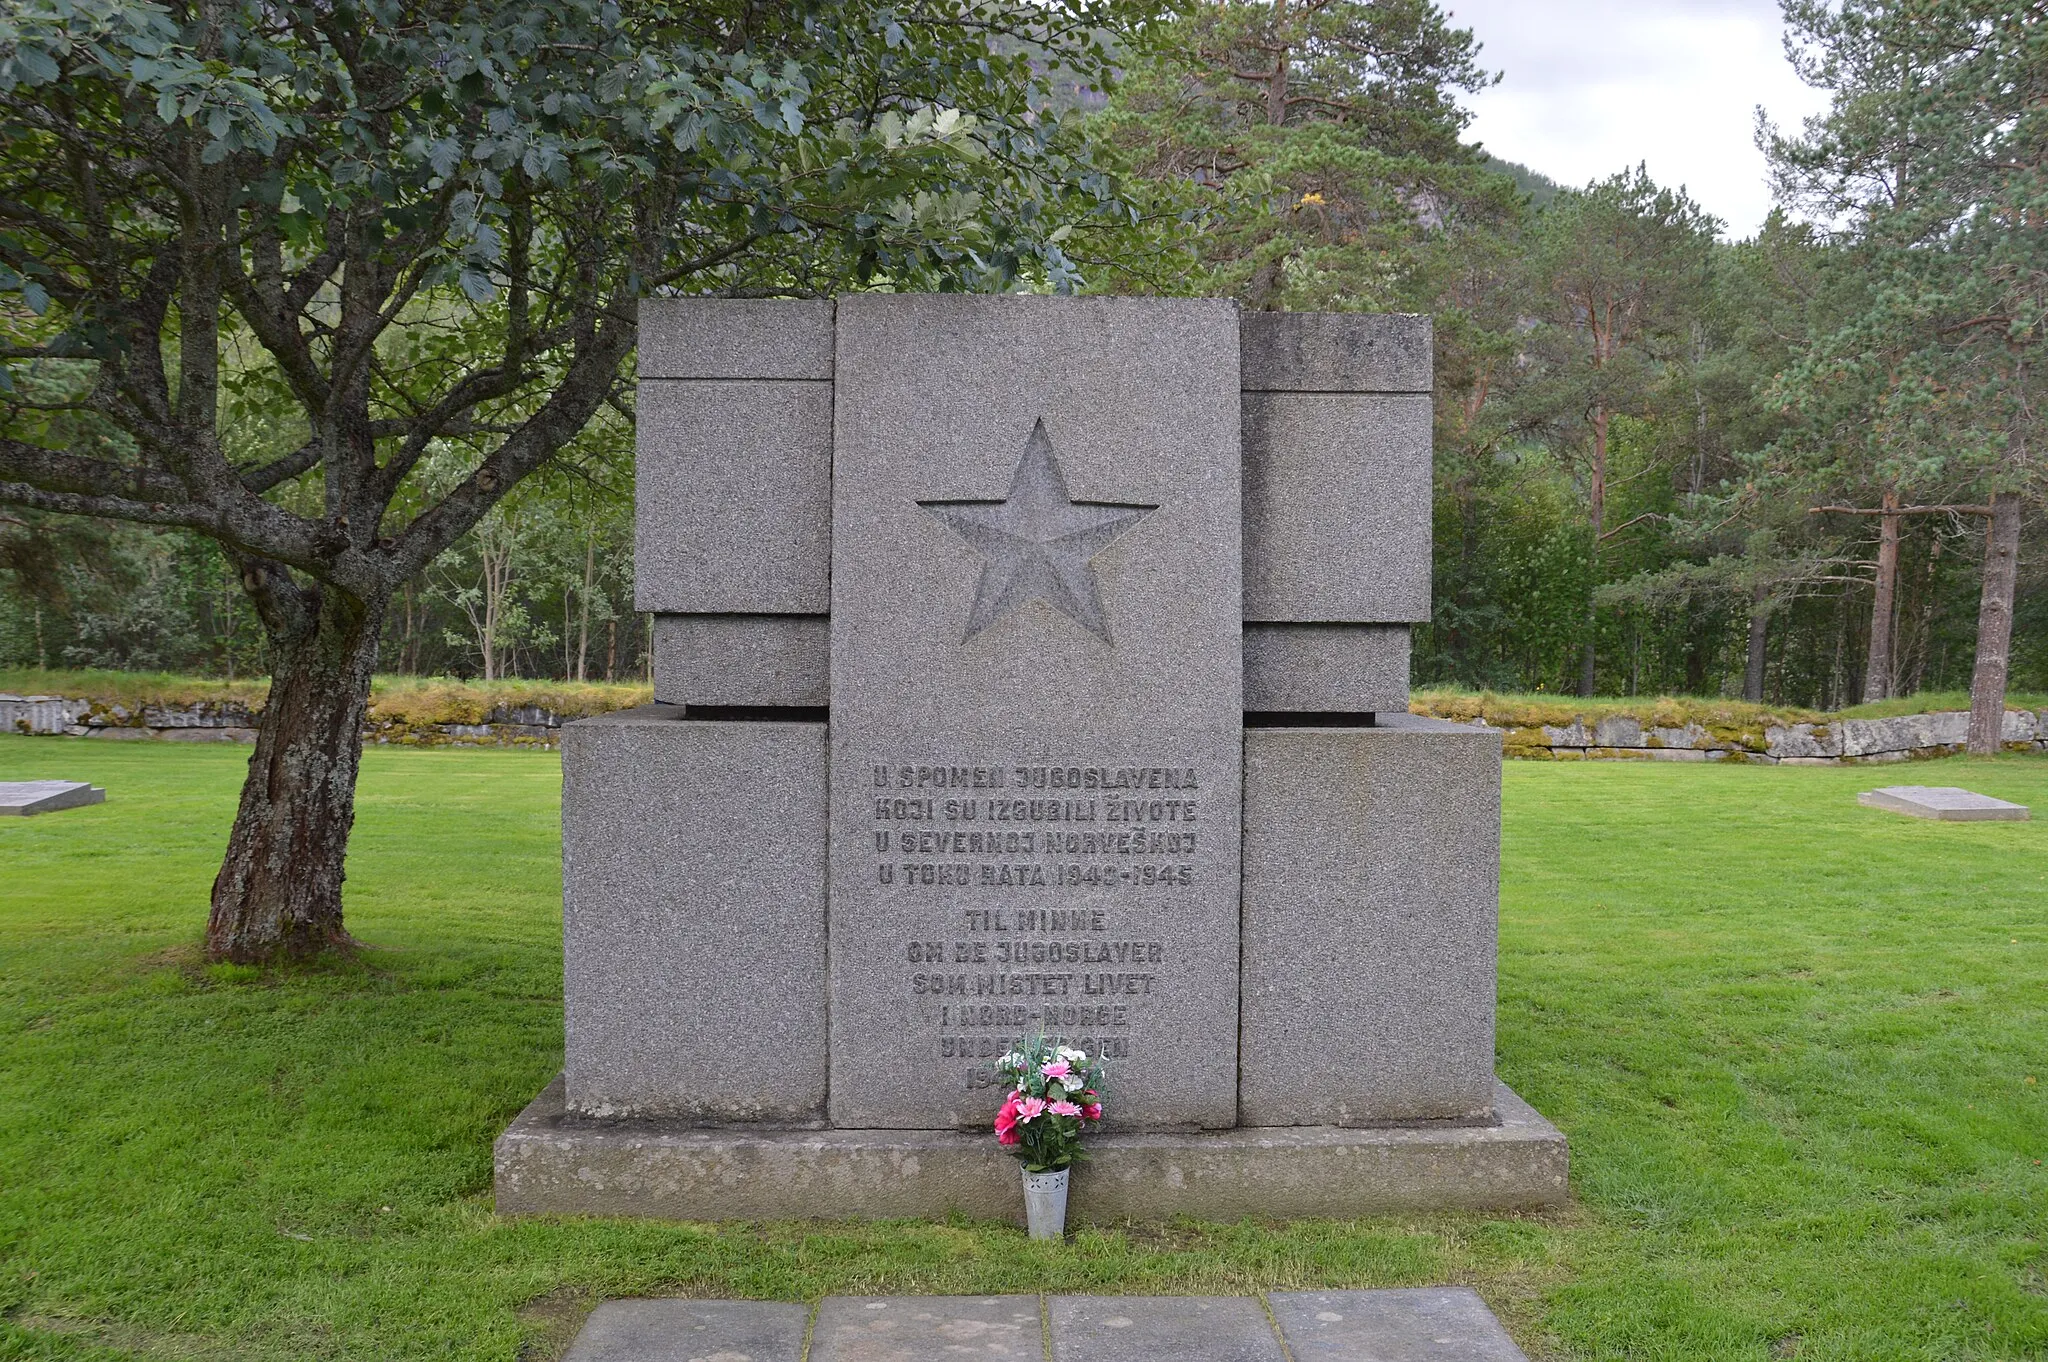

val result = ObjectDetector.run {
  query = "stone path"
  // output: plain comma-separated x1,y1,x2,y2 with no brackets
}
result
563,1291,1527,1362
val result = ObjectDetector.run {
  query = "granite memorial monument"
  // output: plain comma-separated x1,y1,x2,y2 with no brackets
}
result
494,295,1567,1223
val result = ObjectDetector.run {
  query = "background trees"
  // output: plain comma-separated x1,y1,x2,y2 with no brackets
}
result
1767,0,2047,750
0,0,2042,912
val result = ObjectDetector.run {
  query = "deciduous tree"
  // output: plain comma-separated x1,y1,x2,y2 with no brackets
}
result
0,0,1149,959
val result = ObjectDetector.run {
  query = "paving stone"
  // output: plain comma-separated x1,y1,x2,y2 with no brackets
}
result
826,294,1244,1130
1268,1289,1528,1362
810,1296,1041,1362
0,780,104,815
1049,1295,1284,1362
563,1299,808,1362
1858,786,2029,821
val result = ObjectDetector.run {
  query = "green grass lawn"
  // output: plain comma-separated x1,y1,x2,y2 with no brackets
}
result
1,738,2044,1361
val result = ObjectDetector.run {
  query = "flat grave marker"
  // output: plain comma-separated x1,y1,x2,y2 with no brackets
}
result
1857,786,2029,822
0,781,105,816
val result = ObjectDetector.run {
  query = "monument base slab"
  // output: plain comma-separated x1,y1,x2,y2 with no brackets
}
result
494,1077,1567,1223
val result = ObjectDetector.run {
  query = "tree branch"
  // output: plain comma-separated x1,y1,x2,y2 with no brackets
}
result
238,440,326,495
0,438,191,503
1809,503,1993,516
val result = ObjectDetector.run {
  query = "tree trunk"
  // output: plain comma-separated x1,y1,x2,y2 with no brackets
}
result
1863,490,1900,702
481,551,501,681
1966,491,2022,756
1682,611,1708,696
1578,403,1609,696
1744,584,1769,703
577,529,595,682
1906,533,1942,695
398,579,416,674
1264,0,1291,125
206,586,384,963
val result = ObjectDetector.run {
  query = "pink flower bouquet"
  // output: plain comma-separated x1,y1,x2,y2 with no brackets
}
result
992,1036,1105,1172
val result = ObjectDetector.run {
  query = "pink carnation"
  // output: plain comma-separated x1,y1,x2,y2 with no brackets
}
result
1081,1103,1102,1121
1048,1100,1082,1117
994,1094,1022,1146
1017,1096,1047,1122
1040,1060,1071,1081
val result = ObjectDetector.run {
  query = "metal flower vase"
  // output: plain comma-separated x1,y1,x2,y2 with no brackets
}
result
1021,1167,1070,1240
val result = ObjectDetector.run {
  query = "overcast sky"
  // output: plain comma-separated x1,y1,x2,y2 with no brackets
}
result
1443,0,1835,238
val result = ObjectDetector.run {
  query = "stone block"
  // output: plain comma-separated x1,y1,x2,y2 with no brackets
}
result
638,298,835,380
562,707,828,1121
1268,1289,1528,1362
1540,721,1592,749
1593,715,1642,748
827,294,1244,1131
1240,715,1500,1125
1766,722,1842,761
1243,392,1431,623
811,1297,1041,1362
1243,624,1408,713
635,378,831,614
0,694,89,735
564,1300,808,1362
1240,312,1432,393
494,1077,1568,1220
1857,786,2029,821
0,780,104,815
1049,1297,1283,1362
652,614,829,708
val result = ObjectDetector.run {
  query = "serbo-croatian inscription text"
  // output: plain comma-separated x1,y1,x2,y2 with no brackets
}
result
871,758,1201,1089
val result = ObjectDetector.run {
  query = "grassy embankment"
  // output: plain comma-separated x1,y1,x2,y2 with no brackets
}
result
1,738,2044,1360
0,669,651,729
7,666,2044,734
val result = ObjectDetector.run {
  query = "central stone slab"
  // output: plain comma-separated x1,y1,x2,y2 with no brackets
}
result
828,295,1243,1130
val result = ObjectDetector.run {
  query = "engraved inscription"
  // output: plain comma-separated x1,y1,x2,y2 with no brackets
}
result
870,755,1201,1089
918,419,1156,643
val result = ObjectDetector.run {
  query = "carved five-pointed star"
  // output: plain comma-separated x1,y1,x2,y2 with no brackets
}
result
919,418,1156,643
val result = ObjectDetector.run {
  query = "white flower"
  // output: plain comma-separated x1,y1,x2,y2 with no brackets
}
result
999,1051,1024,1069
1057,1045,1086,1063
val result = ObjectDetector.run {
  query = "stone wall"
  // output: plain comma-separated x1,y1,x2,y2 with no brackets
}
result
8,687,2046,763
1489,708,2048,764
0,693,564,748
